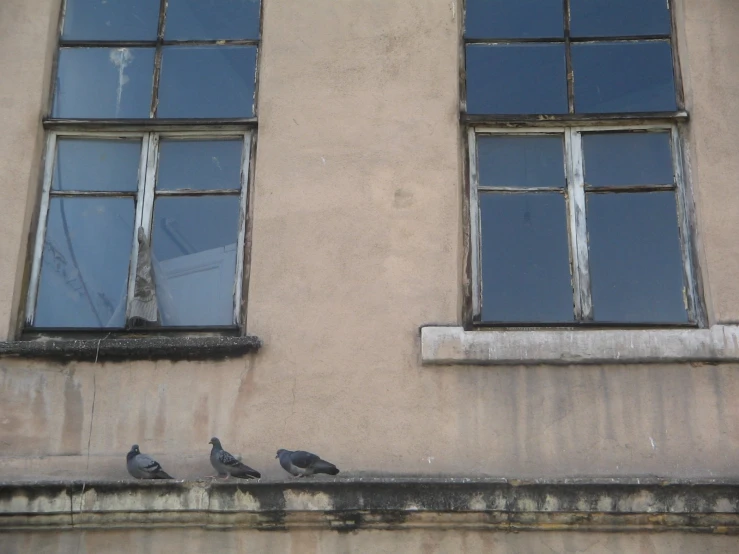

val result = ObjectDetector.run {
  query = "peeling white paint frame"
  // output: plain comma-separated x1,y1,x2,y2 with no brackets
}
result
234,132,253,326
468,123,700,326
25,130,253,329
24,134,57,326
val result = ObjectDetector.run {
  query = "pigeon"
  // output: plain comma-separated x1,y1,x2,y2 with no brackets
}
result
209,437,261,479
276,449,340,477
126,444,174,479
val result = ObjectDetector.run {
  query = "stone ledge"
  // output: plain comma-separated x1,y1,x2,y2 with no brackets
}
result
0,335,262,362
421,325,739,366
2,478,739,532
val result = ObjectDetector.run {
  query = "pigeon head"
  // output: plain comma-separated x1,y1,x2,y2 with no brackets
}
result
209,437,221,448
276,449,287,459
126,444,141,462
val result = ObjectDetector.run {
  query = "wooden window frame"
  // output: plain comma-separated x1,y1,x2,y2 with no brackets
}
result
20,0,263,336
24,128,254,332
467,122,705,328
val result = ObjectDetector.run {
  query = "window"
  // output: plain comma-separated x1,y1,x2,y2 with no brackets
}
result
464,0,702,326
25,0,260,331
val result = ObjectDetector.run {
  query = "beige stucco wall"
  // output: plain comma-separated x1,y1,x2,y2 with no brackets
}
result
4,528,739,554
0,0,738,493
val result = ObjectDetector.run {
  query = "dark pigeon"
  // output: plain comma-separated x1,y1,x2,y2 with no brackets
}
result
126,444,174,479
276,449,340,477
209,437,261,479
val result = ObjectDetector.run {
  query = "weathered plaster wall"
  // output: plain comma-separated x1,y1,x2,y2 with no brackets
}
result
679,0,739,322
0,0,738,489
3,529,739,554
0,0,60,339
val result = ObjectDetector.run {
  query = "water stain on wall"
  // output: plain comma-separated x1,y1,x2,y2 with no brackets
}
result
60,373,83,455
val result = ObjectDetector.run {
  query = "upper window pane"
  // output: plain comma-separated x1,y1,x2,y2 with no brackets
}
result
152,196,240,326
570,0,671,38
572,41,676,113
157,140,243,191
157,46,256,118
479,193,574,322
465,0,563,39
583,132,673,187
62,0,159,41
53,138,141,192
53,47,155,118
165,0,261,40
477,135,565,188
587,192,688,323
466,44,568,114
34,197,134,328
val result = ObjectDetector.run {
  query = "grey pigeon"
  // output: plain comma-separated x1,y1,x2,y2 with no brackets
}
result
126,444,174,479
209,437,261,479
276,449,340,477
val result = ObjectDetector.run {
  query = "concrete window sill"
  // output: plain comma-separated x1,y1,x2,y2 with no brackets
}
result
421,325,739,366
0,335,262,362
2,478,739,532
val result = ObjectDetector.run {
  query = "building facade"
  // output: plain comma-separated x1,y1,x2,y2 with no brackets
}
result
1,0,739,552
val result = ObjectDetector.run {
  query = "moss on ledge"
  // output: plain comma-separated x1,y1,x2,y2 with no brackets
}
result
0,335,262,362
1,477,739,532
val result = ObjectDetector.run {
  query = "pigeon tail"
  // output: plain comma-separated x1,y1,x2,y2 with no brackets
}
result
232,467,261,479
152,470,174,479
314,460,339,475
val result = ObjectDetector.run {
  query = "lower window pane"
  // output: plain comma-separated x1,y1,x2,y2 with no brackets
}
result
157,139,243,191
53,138,142,192
582,131,673,187
34,198,134,328
478,135,566,189
151,196,240,326
480,193,573,322
587,192,688,323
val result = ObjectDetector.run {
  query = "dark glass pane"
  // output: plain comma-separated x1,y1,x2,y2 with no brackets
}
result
152,196,240,325
157,140,242,190
587,192,687,323
465,0,563,39
478,135,565,188
571,0,671,38
53,48,155,118
572,41,676,113
53,139,141,192
62,0,159,41
157,46,256,118
34,198,134,327
480,193,573,322
166,0,260,40
583,132,673,187
466,44,567,115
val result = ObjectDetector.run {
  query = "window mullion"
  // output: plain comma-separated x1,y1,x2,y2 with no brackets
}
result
565,128,593,321
467,128,482,320
125,132,158,323
25,133,58,326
